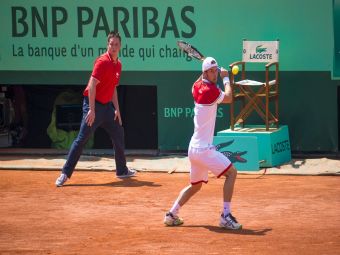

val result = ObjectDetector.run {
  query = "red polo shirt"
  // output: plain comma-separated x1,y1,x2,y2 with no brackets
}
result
83,52,122,104
192,79,221,105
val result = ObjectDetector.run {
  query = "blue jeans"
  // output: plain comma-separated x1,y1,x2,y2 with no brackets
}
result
62,97,128,177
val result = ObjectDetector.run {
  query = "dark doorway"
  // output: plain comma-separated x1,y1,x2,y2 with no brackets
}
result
94,85,158,150
1,85,157,150
24,85,83,148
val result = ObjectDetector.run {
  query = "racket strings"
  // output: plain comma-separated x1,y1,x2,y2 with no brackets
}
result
177,41,203,60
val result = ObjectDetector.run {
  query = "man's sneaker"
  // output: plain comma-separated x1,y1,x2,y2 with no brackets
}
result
116,168,136,179
164,212,184,226
55,173,68,187
219,213,242,230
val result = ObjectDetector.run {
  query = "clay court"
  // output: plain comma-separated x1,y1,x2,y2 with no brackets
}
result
0,169,339,255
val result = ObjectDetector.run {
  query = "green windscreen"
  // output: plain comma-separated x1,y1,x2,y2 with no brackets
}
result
0,0,333,72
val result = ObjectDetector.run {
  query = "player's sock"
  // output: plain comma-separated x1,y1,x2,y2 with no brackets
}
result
223,202,231,216
169,201,181,216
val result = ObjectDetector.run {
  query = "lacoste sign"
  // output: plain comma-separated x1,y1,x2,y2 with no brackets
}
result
242,40,279,62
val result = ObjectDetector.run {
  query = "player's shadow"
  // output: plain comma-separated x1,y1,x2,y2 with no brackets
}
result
182,225,271,235
63,178,161,188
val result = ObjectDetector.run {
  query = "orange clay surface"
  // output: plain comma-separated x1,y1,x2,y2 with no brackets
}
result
0,170,339,255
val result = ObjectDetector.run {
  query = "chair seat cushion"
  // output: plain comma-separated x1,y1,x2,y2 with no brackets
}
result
235,79,277,86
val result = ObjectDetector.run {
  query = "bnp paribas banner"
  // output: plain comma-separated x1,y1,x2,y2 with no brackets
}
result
0,0,333,71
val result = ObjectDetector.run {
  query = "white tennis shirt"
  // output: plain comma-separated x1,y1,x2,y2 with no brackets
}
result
189,78,225,149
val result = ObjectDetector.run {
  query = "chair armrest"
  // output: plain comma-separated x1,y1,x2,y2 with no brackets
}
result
229,61,245,68
265,62,278,69
229,61,246,81
265,62,279,85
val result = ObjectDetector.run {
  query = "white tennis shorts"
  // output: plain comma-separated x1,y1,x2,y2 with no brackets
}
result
188,145,232,185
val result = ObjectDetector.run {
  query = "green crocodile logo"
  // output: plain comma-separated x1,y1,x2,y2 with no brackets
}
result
256,45,267,53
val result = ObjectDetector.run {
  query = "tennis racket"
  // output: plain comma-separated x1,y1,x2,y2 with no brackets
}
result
177,40,205,61
177,40,222,71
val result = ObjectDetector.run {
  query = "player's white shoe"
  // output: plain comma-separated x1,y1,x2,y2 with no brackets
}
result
220,213,242,230
116,168,136,179
55,173,68,187
164,212,184,226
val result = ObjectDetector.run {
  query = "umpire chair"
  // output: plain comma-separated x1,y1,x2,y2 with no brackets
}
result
229,39,279,131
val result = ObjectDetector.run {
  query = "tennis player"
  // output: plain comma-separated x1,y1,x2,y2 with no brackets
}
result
164,57,242,230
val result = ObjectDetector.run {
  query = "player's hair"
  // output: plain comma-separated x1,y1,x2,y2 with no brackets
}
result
107,31,121,43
